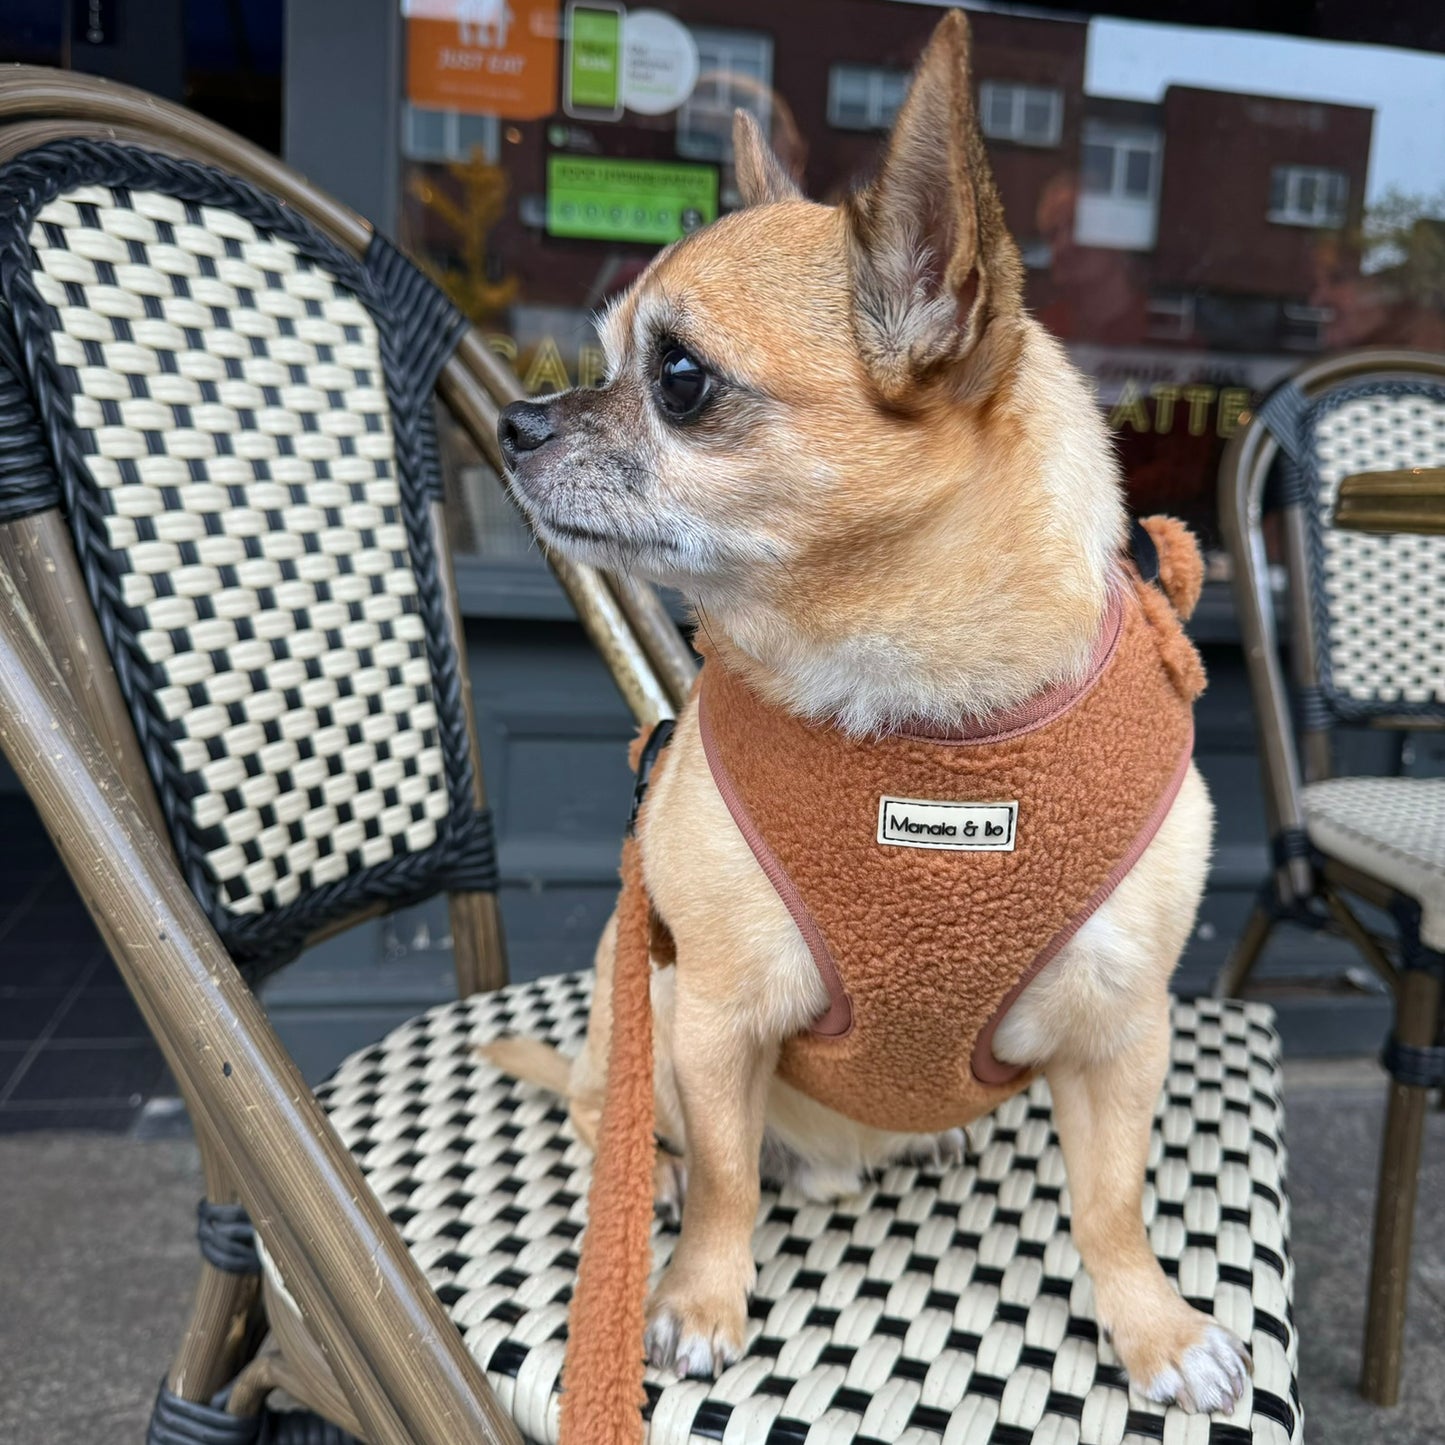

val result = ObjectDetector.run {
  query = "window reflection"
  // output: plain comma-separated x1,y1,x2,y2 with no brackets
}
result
397,1,1445,566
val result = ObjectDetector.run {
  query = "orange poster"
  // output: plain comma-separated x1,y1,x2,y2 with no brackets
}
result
407,1,561,120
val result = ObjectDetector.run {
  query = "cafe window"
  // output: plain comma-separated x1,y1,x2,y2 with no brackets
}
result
979,81,1063,147
676,28,773,162
828,65,909,132
1269,166,1349,228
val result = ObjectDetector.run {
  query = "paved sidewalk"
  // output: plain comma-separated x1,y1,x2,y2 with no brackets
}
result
0,1063,1442,1444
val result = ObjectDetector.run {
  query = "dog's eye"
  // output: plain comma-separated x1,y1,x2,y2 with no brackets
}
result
655,344,711,419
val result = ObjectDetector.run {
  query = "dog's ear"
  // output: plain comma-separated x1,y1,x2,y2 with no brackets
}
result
733,109,802,207
845,10,1023,401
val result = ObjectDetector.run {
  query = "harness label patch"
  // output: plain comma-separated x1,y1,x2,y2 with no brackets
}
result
876,796,1018,851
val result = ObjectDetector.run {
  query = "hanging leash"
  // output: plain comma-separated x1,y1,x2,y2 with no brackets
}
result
561,718,676,1445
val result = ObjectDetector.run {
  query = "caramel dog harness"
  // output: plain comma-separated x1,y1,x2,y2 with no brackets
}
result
694,538,1204,1135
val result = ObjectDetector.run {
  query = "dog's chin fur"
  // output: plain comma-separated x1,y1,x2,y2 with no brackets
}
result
530,320,1123,738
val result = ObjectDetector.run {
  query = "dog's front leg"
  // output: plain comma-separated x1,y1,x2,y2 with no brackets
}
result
1046,998,1251,1413
643,981,778,1378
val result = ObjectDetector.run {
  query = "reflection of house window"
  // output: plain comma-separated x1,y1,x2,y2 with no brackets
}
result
676,29,773,162
1147,292,1196,341
1074,120,1161,251
402,104,500,164
979,82,1063,147
1019,239,1053,270
1269,166,1348,228
1282,301,1334,350
827,65,908,132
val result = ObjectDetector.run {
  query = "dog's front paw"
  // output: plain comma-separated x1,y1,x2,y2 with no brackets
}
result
1114,1309,1251,1414
644,1270,750,1378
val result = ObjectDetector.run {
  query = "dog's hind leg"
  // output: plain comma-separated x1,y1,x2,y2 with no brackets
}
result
1045,996,1251,1413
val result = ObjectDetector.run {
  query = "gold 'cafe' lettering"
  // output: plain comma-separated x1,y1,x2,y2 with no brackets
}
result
1107,381,1253,438
484,335,608,394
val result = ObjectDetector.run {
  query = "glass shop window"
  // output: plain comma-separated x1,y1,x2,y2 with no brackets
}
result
395,1,1445,572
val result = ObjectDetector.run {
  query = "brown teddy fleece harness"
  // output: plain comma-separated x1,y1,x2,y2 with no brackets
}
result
559,517,1207,1445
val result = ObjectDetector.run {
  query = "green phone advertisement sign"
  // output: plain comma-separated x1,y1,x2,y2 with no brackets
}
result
546,155,718,244
567,6,621,114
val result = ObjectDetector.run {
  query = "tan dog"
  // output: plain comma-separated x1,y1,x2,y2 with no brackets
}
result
490,10,1249,1414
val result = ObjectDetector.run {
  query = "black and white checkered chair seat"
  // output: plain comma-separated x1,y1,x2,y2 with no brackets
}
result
1261,380,1445,724
0,140,494,973
1304,777,1445,951
266,973,1302,1444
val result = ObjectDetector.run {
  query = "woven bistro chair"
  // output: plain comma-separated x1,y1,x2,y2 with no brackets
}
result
1216,349,1445,1407
0,69,1302,1445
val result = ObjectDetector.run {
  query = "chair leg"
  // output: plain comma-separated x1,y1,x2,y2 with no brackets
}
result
449,889,508,996
147,1137,266,1442
1361,1076,1429,1404
1361,965,1441,1405
1214,896,1276,998
164,1258,264,1400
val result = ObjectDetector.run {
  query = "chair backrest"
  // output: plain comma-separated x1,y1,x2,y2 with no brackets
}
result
0,137,499,975
1219,349,1445,897
1258,370,1445,729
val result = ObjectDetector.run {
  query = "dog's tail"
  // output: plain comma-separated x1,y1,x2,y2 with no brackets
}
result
478,1036,572,1096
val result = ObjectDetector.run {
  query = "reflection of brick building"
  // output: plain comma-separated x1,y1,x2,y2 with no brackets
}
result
403,0,1373,369
1150,87,1372,352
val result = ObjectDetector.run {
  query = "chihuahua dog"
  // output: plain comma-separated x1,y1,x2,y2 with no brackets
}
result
492,10,1249,1415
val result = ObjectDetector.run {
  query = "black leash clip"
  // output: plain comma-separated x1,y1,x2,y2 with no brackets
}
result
627,718,676,836
1129,517,1160,585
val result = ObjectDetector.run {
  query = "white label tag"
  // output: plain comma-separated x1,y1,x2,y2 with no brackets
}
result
876,796,1018,851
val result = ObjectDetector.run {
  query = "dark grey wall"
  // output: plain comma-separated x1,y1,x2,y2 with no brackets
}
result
68,0,184,99
282,0,401,237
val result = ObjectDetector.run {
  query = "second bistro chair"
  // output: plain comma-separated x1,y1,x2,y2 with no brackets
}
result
1217,349,1445,1406
0,69,1301,1445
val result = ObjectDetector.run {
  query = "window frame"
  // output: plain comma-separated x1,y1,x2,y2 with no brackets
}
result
676,27,775,162
1268,165,1349,228
978,80,1064,148
1146,291,1197,341
1281,300,1336,350
401,103,500,165
827,63,909,132
1079,120,1163,204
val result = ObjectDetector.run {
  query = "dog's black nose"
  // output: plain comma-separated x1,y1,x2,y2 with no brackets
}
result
498,401,555,466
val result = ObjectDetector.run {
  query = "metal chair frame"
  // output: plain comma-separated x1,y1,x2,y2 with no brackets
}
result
0,64,694,1445
1216,347,1445,1406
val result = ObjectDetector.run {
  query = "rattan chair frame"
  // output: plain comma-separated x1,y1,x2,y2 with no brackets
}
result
0,64,693,1445
1216,346,1445,1406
